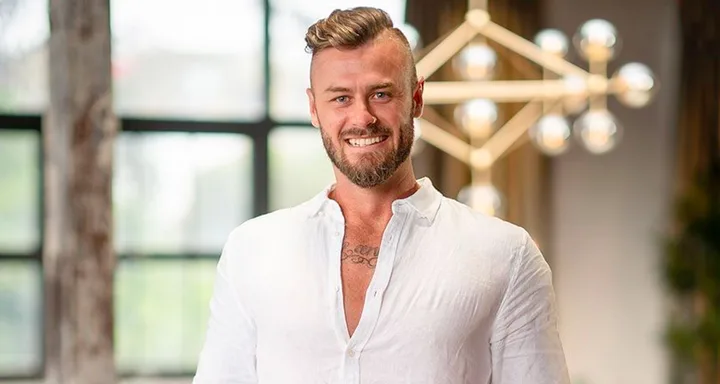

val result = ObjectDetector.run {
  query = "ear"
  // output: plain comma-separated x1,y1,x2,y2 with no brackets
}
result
412,76,425,118
306,88,320,128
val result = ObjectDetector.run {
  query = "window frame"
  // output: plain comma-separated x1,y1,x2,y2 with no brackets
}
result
0,0,317,379
0,114,44,382
0,0,412,379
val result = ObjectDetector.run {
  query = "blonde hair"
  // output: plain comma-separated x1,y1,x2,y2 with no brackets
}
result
305,7,417,88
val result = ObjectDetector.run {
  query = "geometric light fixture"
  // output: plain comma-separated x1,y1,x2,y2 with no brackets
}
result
412,3,657,216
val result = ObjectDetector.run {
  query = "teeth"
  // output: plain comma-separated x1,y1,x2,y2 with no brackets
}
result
348,136,384,147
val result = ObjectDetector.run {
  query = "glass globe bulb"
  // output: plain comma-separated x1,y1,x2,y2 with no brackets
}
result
573,109,623,154
457,184,504,217
612,62,657,108
529,114,571,155
454,99,498,138
574,19,619,61
453,42,497,81
534,29,569,57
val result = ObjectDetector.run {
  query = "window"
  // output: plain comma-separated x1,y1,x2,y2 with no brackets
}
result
0,130,40,253
115,259,217,374
0,261,42,376
114,133,254,255
0,129,42,378
110,0,265,120
0,0,49,113
0,0,410,379
268,127,334,210
113,132,254,375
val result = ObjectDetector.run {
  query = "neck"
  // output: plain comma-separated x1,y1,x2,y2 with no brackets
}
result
330,161,419,222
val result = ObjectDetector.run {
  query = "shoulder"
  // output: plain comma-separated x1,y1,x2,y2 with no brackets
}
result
216,198,321,281
437,196,532,251
225,199,316,245
218,196,321,266
438,198,551,288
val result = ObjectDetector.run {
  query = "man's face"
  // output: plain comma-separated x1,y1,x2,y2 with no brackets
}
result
306,34,424,188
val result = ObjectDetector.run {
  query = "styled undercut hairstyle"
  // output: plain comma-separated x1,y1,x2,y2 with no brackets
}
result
304,7,418,88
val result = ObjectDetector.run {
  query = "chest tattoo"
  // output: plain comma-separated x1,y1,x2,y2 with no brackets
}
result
342,242,380,269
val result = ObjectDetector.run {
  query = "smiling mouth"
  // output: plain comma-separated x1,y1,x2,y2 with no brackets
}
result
346,136,389,147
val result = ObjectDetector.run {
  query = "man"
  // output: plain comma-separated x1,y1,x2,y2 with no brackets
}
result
194,6,570,384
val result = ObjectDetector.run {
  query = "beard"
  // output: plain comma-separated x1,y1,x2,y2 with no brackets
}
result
320,115,415,188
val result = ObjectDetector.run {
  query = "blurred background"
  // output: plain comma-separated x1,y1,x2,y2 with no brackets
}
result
0,0,717,383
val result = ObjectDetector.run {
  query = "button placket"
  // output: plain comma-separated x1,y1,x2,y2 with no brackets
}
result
324,210,348,347
348,211,409,363
337,205,409,384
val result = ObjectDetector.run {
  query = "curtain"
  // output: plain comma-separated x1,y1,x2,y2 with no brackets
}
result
667,1,719,382
674,0,720,192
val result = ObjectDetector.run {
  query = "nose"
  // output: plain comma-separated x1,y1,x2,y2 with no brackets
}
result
348,100,377,127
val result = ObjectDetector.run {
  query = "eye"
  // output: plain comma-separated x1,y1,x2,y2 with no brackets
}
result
333,96,349,103
373,92,389,99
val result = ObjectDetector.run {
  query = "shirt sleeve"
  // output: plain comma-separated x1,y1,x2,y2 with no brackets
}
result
193,230,258,384
490,230,571,384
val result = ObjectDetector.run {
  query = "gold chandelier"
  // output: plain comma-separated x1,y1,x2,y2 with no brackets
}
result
411,1,657,217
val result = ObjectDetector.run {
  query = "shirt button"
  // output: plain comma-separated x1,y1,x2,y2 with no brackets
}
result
347,349,356,357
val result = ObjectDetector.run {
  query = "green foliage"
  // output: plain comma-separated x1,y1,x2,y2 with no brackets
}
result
663,164,720,381
666,320,701,363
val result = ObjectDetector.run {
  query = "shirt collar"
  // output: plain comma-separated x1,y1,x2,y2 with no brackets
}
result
305,177,443,224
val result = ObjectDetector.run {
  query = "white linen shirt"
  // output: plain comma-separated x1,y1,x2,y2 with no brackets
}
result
193,177,570,384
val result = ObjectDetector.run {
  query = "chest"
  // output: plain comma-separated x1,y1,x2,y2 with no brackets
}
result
341,225,383,286
242,219,509,346
339,224,385,334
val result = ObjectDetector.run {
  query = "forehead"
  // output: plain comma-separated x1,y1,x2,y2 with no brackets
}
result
310,37,408,89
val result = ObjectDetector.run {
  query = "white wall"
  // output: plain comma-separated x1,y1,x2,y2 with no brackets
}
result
544,0,681,383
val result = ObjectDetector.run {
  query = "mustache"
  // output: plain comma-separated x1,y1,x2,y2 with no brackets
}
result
340,124,392,139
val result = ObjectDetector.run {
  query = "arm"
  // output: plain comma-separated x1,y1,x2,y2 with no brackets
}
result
490,231,570,384
193,230,258,384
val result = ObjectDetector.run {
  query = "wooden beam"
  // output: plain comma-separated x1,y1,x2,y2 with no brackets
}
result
465,10,590,78
423,79,594,104
415,20,479,79
474,100,548,164
417,118,473,165
44,0,117,383
421,106,466,138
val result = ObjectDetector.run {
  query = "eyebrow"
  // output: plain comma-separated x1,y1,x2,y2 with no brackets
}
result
369,82,395,91
323,82,396,94
324,86,351,93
